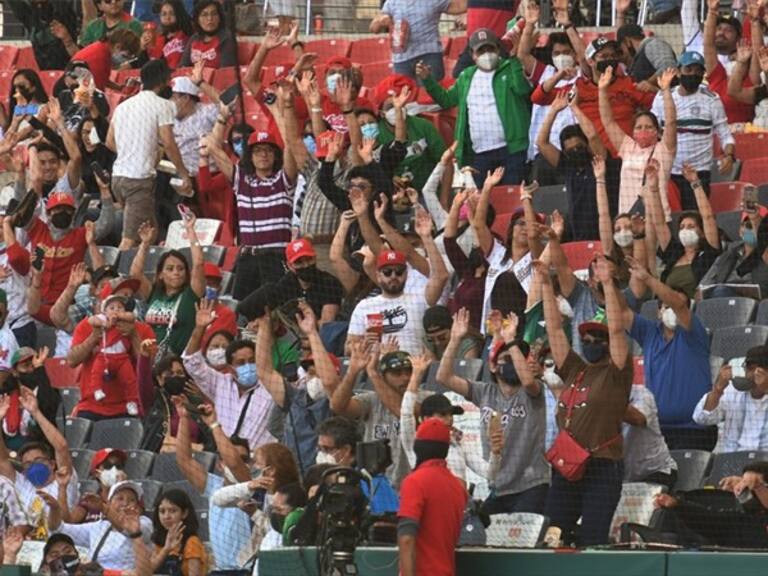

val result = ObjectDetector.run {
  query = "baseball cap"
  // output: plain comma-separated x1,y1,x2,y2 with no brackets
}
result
469,28,501,52
91,265,119,287
99,277,141,306
415,417,451,443
11,347,35,368
91,448,127,472
586,37,620,60
372,74,417,110
171,76,200,97
45,192,75,212
43,534,76,559
379,351,412,374
678,51,706,68
107,479,143,502
578,321,609,338
746,345,768,368
248,130,281,148
285,238,316,264
203,262,222,279
423,305,453,332
326,56,353,70
376,250,407,270
616,23,644,45
717,14,742,36
421,394,464,417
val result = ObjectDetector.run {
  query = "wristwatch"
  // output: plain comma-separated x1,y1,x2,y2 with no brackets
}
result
125,530,143,539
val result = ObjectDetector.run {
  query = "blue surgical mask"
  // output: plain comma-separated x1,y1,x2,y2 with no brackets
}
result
235,363,258,388
743,228,757,247
24,462,51,488
582,341,608,364
361,122,380,141
205,286,219,301
233,140,244,158
326,73,341,94
303,135,317,155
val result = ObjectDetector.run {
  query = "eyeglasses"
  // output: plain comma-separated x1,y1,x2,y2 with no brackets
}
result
381,267,406,278
348,181,372,192
386,368,413,377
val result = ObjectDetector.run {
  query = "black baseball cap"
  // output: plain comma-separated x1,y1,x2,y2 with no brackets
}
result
745,345,768,368
43,533,76,558
421,394,464,417
91,265,119,286
469,28,501,52
423,305,452,333
617,23,644,45
717,14,742,37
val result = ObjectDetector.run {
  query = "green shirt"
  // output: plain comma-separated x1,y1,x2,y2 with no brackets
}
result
523,301,572,347
79,14,143,47
376,115,446,192
145,285,200,356
273,338,300,369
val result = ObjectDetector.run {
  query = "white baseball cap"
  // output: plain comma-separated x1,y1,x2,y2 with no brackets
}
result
107,480,143,502
171,76,200,97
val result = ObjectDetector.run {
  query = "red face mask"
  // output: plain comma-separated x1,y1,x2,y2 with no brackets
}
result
634,128,658,148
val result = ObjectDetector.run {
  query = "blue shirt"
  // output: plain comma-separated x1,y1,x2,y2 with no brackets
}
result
360,475,400,514
204,473,253,570
629,313,712,428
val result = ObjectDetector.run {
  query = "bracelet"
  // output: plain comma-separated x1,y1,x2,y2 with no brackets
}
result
342,108,354,114
310,107,323,113
125,531,143,540
633,233,646,240
291,41,304,50
692,180,702,189
210,422,220,430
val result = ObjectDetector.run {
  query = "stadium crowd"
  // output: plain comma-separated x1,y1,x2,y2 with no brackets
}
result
4,0,768,574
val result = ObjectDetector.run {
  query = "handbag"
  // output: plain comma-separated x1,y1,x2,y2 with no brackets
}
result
545,371,620,481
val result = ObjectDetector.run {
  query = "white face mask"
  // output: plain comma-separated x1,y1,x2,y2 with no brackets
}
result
552,54,575,72
89,126,100,145
222,465,238,485
206,347,227,367
476,51,500,71
661,307,678,331
99,466,122,488
613,230,634,248
315,450,337,465
305,377,326,401
557,296,574,319
384,106,403,126
679,228,699,248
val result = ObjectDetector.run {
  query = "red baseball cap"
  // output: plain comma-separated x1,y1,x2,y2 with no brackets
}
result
376,250,407,270
248,130,281,148
578,321,610,338
90,448,127,472
99,277,141,302
372,74,417,110
285,238,316,264
304,352,342,375
46,192,75,211
204,262,222,279
415,417,451,443
326,56,352,70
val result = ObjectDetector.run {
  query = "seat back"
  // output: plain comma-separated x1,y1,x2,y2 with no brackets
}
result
709,182,748,213
486,513,549,548
140,479,164,512
488,185,522,215
164,479,210,510
88,419,144,451
151,452,188,483
561,241,603,272
124,449,156,480
532,185,569,216
669,450,713,492
609,482,667,543
695,297,757,331
64,418,92,449
711,325,768,361
70,449,96,481
60,387,81,418
755,299,768,325
708,451,768,486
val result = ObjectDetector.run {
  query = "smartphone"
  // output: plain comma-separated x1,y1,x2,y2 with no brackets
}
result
262,91,277,106
566,87,576,104
32,246,45,271
220,83,241,107
744,184,758,213
177,203,193,220
90,161,110,184
489,411,502,436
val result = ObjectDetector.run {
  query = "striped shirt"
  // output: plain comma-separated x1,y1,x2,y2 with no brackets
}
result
651,85,735,174
234,165,295,249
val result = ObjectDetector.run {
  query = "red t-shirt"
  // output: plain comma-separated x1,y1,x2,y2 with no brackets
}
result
148,31,189,70
189,36,221,68
398,460,467,576
72,41,112,91
203,304,238,349
27,219,88,305
71,319,155,417
531,74,656,157
708,62,755,124
466,7,516,38
321,95,376,133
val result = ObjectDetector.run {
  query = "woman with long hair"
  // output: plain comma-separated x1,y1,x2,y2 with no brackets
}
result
4,69,48,131
142,0,194,70
150,489,207,576
180,0,236,69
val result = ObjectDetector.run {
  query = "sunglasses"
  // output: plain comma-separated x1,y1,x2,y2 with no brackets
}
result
381,267,406,278
386,367,413,376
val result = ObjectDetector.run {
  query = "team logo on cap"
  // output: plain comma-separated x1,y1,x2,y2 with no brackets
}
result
387,252,397,261
478,31,487,40
292,240,304,250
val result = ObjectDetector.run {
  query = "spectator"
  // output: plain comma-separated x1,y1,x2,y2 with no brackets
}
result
438,309,548,513
403,352,501,485
422,305,482,360
727,44,768,128
170,73,219,179
36,534,80,574
616,23,678,86
202,329,233,370
175,400,252,573
141,0,194,70
68,278,155,421
331,342,431,488
71,28,141,91
0,217,32,347
183,300,275,450
452,0,516,77
539,255,632,547
200,263,237,348
180,0,237,69
652,51,735,211
78,117,116,197
131,219,205,357
623,385,678,490
237,238,343,326
599,65,678,217
150,489,207,576
79,0,144,48
3,69,48,133
64,448,127,524
106,59,192,249
4,0,79,69
693,346,768,452
253,303,337,475
418,28,531,186
370,0,468,82
48,480,152,571
269,482,307,546
397,418,467,576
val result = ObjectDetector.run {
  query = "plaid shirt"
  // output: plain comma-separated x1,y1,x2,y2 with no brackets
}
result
0,476,27,535
297,156,343,238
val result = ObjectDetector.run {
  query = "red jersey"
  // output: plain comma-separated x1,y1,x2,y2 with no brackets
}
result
708,62,755,124
72,41,112,91
148,31,189,70
27,219,88,305
321,95,376,133
398,460,467,576
189,36,221,68
531,73,656,156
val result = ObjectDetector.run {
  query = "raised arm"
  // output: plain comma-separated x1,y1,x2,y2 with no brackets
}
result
644,160,671,250
536,260,570,369
21,387,72,473
535,92,568,168
593,256,628,369
593,155,614,255
727,47,756,104
254,314,286,407
417,207,450,306
67,323,101,368
184,214,206,298
198,403,250,482
500,313,541,397
569,100,606,157
349,188,385,256
521,182,543,259
518,2,541,76
173,398,208,493
657,69,678,153
330,211,361,295
244,28,283,98
48,98,82,191
129,222,157,301
0,397,16,478
366,344,405,417
435,308,472,397
597,66,629,152
703,0,719,74
299,302,340,397
329,340,369,418
473,167,505,255
374,194,429,276
50,263,86,332
683,162,719,249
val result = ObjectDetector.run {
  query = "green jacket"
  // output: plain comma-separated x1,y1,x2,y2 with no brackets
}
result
422,57,532,167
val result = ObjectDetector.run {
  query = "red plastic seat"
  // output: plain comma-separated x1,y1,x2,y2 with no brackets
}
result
260,64,293,87
0,71,14,116
633,357,645,385
739,158,768,187
237,41,257,65
39,70,64,96
734,133,768,161
709,181,750,213
360,61,394,86
489,185,522,214
262,44,297,67
304,38,352,62
446,36,467,60
0,46,19,70
212,67,238,91
222,246,240,272
561,240,603,271
491,213,513,239
350,37,391,64
16,46,38,70
45,358,82,389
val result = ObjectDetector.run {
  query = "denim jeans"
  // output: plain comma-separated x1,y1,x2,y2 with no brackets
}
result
473,147,527,188
544,458,624,546
393,51,446,83
481,483,549,516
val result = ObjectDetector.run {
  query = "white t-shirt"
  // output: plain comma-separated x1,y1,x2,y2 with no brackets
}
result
0,325,19,370
480,240,533,334
0,245,32,331
467,69,507,154
112,91,175,180
174,102,218,176
348,292,428,355
15,468,80,533
58,516,152,570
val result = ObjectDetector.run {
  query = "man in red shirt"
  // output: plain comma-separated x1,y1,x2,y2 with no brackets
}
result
398,418,467,576
71,28,141,91
531,37,655,157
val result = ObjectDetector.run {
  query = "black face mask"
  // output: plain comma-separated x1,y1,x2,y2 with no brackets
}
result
123,297,137,313
15,85,34,101
582,341,608,363
564,145,591,167
18,372,38,390
50,211,73,230
269,512,286,533
679,74,704,93
295,265,321,283
595,59,619,74
158,86,173,99
0,377,19,396
497,362,520,385
164,375,187,396
468,247,487,272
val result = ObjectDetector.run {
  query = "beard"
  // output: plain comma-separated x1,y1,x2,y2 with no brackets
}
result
381,280,405,296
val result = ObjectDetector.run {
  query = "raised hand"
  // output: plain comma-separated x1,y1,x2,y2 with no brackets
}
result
68,263,88,288
263,27,284,50
381,335,400,355
194,299,217,328
296,72,322,108
532,259,551,281
47,97,62,125
197,403,218,427
164,522,184,552
410,351,432,375
295,300,318,334
598,66,614,90
0,395,10,420
592,254,614,284
373,193,389,223
340,209,357,227
630,214,645,236
592,154,606,179
31,346,49,370
483,166,505,190
287,21,300,46
140,338,158,358
137,221,157,246
392,85,411,110
19,386,39,416
551,210,565,239
335,75,354,108
326,131,344,161
644,158,660,182
500,312,519,343
520,180,539,201
681,162,699,183
625,255,650,283
414,61,431,80
358,137,376,165
414,206,434,238
524,1,541,24
759,46,768,72
441,141,457,166
349,339,370,373
451,308,470,341
349,186,369,217
658,67,677,91
551,90,569,112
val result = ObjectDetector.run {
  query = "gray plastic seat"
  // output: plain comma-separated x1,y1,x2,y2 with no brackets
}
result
669,450,713,492
85,245,120,269
88,418,144,451
532,185,569,216
711,325,768,361
707,451,768,486
124,449,155,480
755,300,768,325
70,448,96,481
139,479,164,512
117,247,138,276
64,418,92,449
59,387,81,418
715,210,743,243
695,297,757,332
151,451,215,482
